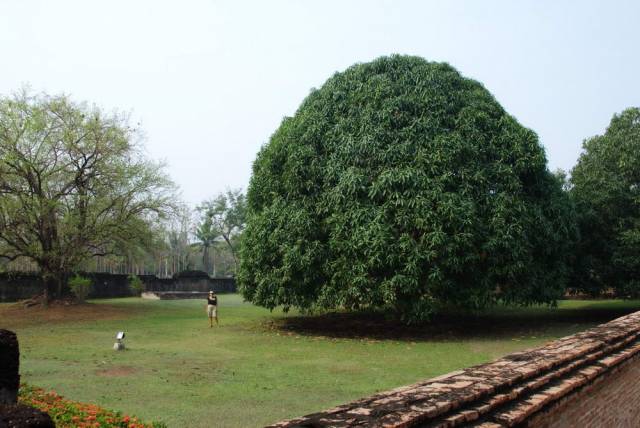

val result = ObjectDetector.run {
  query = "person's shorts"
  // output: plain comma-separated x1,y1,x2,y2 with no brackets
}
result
207,304,217,317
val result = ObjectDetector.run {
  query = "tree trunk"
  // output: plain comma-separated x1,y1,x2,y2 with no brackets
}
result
41,270,55,307
42,283,49,307
222,235,238,274
39,205,62,304
56,273,64,298
212,248,216,277
40,263,65,306
203,245,210,275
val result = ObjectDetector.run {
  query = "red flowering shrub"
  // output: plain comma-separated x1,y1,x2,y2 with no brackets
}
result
18,384,166,428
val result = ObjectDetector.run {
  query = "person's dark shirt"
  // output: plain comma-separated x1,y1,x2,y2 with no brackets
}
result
207,296,217,306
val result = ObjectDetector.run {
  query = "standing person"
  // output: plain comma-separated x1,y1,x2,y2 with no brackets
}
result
206,291,218,327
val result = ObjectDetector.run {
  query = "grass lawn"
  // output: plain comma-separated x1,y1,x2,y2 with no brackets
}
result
2,295,640,427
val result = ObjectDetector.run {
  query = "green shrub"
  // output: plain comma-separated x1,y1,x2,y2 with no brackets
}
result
68,274,92,302
239,55,576,322
128,274,144,296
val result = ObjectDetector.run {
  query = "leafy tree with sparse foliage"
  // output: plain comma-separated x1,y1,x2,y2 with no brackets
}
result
239,55,576,322
165,205,193,274
0,89,176,302
195,207,219,275
197,189,246,272
570,107,640,297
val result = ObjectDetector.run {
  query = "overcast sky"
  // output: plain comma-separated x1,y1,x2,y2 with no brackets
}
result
1,1,638,205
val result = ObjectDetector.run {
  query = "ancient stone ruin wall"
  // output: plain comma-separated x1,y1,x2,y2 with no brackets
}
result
0,272,42,303
0,271,236,302
268,310,640,427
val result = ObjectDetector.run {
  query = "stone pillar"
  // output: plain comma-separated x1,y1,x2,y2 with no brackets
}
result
0,329,19,405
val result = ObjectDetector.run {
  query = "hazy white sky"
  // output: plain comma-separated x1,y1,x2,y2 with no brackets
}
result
1,1,638,205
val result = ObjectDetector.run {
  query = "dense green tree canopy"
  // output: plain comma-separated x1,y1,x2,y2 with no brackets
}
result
239,55,575,321
570,107,640,297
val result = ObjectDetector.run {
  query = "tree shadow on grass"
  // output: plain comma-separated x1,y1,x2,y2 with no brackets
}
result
265,302,640,342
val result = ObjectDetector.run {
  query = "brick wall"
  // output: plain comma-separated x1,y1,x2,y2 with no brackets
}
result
268,310,640,427
529,353,640,427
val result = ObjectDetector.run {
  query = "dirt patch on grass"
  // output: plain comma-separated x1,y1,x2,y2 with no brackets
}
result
95,365,139,377
0,301,134,329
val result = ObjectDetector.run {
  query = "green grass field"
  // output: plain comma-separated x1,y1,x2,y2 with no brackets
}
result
2,295,640,427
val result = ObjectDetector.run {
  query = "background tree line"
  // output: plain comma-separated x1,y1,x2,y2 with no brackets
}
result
0,194,245,280
569,107,640,298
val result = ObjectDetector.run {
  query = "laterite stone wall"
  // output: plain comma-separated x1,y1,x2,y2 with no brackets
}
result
268,310,640,427
0,271,236,302
529,353,640,427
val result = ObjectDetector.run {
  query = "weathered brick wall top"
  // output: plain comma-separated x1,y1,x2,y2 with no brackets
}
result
268,310,640,427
